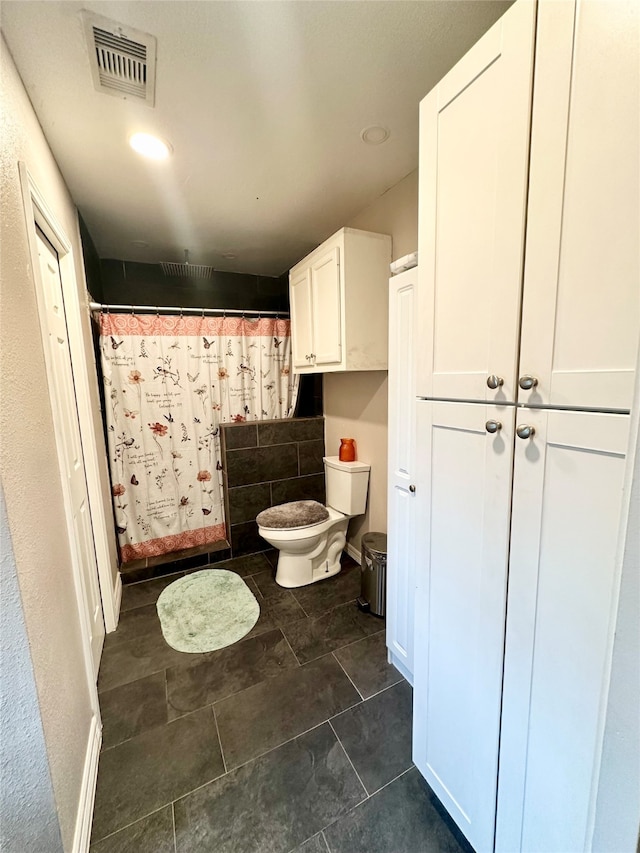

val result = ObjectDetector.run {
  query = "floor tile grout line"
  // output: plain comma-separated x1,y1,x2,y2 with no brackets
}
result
284,829,329,853
281,627,305,667
211,704,228,774
367,764,415,799
90,803,172,847
331,623,386,655
340,620,386,647
314,766,416,847
331,652,364,701
292,592,359,622
171,801,177,853
321,829,331,852
169,718,329,813
216,714,343,782
143,633,350,731
291,588,310,618
101,697,230,755
328,719,371,799
361,675,406,703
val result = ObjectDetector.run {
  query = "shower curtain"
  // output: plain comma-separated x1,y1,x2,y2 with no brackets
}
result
99,312,298,562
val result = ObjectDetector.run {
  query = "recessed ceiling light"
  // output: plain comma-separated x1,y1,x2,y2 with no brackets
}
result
222,252,237,260
131,240,149,248
360,125,390,145
129,132,172,160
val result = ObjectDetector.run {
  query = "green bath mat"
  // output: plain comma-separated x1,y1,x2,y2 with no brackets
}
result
156,569,260,654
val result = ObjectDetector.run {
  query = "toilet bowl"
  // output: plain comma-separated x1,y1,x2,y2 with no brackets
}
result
257,456,371,588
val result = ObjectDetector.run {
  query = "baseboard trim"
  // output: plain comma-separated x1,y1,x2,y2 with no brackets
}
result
111,572,122,631
346,542,361,564
72,712,102,853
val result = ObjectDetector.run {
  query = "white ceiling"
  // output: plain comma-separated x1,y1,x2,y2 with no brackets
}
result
2,0,511,276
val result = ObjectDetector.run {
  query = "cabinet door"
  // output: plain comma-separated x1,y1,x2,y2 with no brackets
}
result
311,246,342,367
518,0,639,411
416,0,536,404
290,267,313,370
496,408,630,852
387,269,417,681
413,400,515,852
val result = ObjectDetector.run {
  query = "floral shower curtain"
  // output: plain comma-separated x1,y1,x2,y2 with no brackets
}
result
99,312,298,562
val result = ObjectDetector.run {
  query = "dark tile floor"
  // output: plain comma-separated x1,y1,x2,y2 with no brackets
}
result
91,552,472,853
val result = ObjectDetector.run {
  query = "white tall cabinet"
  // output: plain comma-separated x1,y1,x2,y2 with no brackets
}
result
411,1,639,851
386,267,417,683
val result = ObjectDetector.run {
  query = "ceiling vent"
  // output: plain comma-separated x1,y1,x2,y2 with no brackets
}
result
82,11,157,106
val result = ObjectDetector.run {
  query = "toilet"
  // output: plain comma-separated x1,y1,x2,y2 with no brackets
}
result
256,456,371,588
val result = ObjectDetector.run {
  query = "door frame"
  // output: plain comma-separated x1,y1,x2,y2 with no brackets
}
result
18,163,120,638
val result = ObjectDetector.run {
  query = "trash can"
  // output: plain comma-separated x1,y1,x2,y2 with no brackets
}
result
357,532,387,617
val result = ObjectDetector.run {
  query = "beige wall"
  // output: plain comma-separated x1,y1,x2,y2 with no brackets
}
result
0,40,114,850
324,170,418,553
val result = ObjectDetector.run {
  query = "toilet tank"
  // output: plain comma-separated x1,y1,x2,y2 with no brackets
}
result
323,456,371,516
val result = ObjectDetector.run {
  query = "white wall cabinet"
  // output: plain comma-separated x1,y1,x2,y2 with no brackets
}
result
289,228,391,373
386,267,417,683
410,1,639,851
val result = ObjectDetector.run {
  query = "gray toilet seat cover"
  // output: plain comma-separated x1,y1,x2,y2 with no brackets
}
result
257,500,330,530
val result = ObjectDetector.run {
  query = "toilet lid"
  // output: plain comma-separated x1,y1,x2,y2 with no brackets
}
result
257,500,330,530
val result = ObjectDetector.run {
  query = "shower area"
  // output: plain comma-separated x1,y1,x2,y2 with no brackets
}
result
82,244,321,581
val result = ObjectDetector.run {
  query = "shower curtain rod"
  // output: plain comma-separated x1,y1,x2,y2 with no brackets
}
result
89,301,289,318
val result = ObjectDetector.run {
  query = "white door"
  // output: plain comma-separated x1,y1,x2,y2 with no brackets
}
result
387,269,417,681
413,400,515,853
518,0,639,412
416,0,536,404
36,229,104,677
496,407,630,853
290,267,314,370
311,246,342,367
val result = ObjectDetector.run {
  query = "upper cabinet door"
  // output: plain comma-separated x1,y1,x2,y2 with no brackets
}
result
290,268,313,369
311,246,342,367
518,0,639,411
416,0,536,403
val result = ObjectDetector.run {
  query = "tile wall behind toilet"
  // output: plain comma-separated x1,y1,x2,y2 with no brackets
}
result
221,417,326,557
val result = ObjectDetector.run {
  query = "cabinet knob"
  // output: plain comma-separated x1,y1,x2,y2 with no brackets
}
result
487,375,504,390
516,424,535,440
409,484,416,493
485,420,502,434
518,375,538,391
